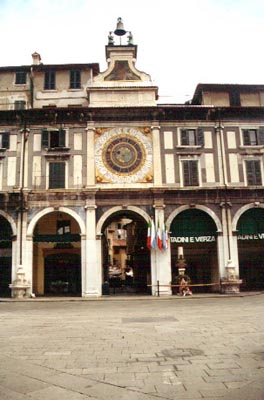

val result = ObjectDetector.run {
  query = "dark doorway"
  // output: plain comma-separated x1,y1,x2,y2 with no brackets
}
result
237,208,264,290
33,211,81,296
170,209,218,293
0,256,12,297
101,212,151,295
44,253,81,295
0,216,12,297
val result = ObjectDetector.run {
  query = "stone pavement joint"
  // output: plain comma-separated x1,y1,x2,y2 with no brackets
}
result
0,295,263,399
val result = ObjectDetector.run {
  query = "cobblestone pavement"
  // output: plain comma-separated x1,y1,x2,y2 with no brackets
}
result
0,294,263,399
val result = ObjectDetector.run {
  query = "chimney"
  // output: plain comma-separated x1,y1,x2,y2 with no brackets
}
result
32,52,42,65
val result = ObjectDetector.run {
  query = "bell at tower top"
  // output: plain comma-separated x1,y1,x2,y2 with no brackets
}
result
114,17,126,36
108,18,134,46
87,18,158,107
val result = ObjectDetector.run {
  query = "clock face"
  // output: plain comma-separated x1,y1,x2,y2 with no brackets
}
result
103,136,145,175
95,128,152,183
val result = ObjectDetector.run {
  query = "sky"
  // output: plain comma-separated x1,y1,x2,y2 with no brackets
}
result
0,0,264,103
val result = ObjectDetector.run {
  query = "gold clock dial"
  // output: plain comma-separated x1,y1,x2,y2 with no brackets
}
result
103,135,145,175
95,127,152,184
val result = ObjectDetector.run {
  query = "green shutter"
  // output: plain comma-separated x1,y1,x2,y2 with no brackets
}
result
246,160,262,186
190,160,199,186
243,130,250,145
58,129,66,147
181,129,188,145
197,128,204,146
70,70,81,89
41,129,49,147
183,160,199,186
2,132,10,149
183,161,190,185
258,128,264,145
49,162,65,188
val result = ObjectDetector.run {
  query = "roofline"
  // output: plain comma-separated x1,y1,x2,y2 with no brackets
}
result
192,83,264,104
0,63,100,75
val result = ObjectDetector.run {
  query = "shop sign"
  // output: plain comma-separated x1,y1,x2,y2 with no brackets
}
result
170,235,216,243
238,233,264,240
170,210,217,245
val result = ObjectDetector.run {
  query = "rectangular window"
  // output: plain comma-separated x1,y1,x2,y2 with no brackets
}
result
180,128,204,146
182,160,199,186
44,71,56,90
41,129,66,148
49,162,65,188
0,132,10,149
57,220,71,235
245,160,262,186
70,70,81,89
15,71,26,85
242,128,264,146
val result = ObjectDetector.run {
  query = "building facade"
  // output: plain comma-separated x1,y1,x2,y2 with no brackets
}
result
1,21,264,297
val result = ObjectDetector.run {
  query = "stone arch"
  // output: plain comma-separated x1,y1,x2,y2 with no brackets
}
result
97,205,151,295
233,203,264,290
0,210,17,236
28,206,84,297
96,205,150,235
166,205,222,232
232,203,264,231
27,206,86,237
167,205,222,291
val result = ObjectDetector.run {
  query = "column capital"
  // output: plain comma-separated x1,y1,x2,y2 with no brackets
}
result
153,204,165,210
84,204,97,210
151,125,160,131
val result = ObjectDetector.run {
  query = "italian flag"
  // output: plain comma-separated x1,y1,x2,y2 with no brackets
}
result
157,221,163,250
151,219,157,249
146,220,151,250
162,223,168,250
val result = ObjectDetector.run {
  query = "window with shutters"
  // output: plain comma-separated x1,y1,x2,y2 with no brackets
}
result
41,129,66,149
15,71,27,85
182,160,199,186
245,160,262,186
180,128,204,146
70,70,81,89
242,128,264,146
44,71,56,90
0,132,10,150
49,162,65,188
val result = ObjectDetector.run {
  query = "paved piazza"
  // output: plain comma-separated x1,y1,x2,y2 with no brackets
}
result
0,295,263,399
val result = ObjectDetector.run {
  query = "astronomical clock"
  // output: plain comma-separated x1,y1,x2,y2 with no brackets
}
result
95,127,153,183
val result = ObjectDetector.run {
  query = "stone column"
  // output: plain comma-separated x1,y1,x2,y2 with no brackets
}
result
219,203,230,275
216,231,225,281
219,203,242,293
81,234,86,297
11,235,18,284
15,206,32,292
24,234,33,294
152,203,172,296
86,122,95,187
151,124,162,186
83,202,100,297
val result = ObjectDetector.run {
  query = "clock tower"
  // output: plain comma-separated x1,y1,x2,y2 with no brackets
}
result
86,18,158,107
